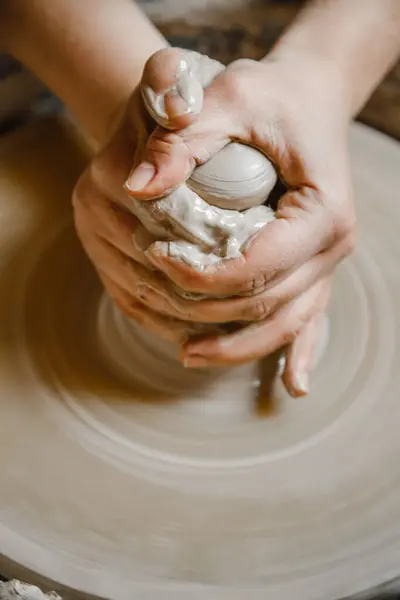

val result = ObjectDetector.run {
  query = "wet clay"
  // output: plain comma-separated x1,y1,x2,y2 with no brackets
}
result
131,50,277,274
0,581,60,600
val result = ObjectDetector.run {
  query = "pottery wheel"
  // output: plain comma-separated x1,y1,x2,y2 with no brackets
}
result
1,116,400,600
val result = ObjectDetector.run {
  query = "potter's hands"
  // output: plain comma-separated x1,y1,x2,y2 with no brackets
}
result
126,50,356,393
72,64,216,345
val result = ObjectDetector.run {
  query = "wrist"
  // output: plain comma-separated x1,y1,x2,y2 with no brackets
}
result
266,0,400,118
0,0,168,145
264,44,353,121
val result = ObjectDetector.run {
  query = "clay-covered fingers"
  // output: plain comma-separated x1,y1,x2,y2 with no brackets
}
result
180,276,332,368
74,214,225,329
75,189,218,343
97,272,197,344
140,48,212,130
146,188,352,298
124,50,244,199
137,242,340,324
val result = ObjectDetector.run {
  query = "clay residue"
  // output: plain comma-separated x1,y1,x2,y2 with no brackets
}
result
131,185,275,270
0,581,61,600
131,49,277,276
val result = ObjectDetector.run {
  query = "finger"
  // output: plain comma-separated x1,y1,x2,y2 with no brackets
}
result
78,228,206,323
282,309,327,398
180,277,331,367
73,180,154,267
136,248,336,323
97,271,196,343
124,66,244,199
139,48,219,131
77,225,157,300
88,118,145,211
147,196,343,297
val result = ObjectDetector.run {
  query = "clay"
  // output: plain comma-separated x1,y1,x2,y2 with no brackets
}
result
133,50,277,273
0,581,60,600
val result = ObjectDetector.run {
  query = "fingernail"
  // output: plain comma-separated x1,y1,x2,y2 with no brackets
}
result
125,162,155,192
183,356,210,368
293,372,309,396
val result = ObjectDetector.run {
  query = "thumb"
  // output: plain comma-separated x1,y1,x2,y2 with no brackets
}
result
124,48,243,199
140,47,223,130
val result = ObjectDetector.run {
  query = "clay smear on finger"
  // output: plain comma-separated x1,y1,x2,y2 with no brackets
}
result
131,48,278,314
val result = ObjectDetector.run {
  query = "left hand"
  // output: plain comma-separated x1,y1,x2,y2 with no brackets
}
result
124,49,356,395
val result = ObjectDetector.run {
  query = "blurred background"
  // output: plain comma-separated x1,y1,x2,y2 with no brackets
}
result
1,0,399,140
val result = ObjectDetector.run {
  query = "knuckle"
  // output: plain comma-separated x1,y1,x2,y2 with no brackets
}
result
280,326,301,348
147,129,183,158
247,299,271,322
231,58,257,71
242,270,269,295
219,68,249,107
279,313,309,347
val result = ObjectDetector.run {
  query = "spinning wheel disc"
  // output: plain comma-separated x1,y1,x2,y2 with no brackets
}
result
1,118,400,600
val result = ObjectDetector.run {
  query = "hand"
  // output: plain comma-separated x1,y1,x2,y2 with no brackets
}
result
72,55,224,345
124,50,356,394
